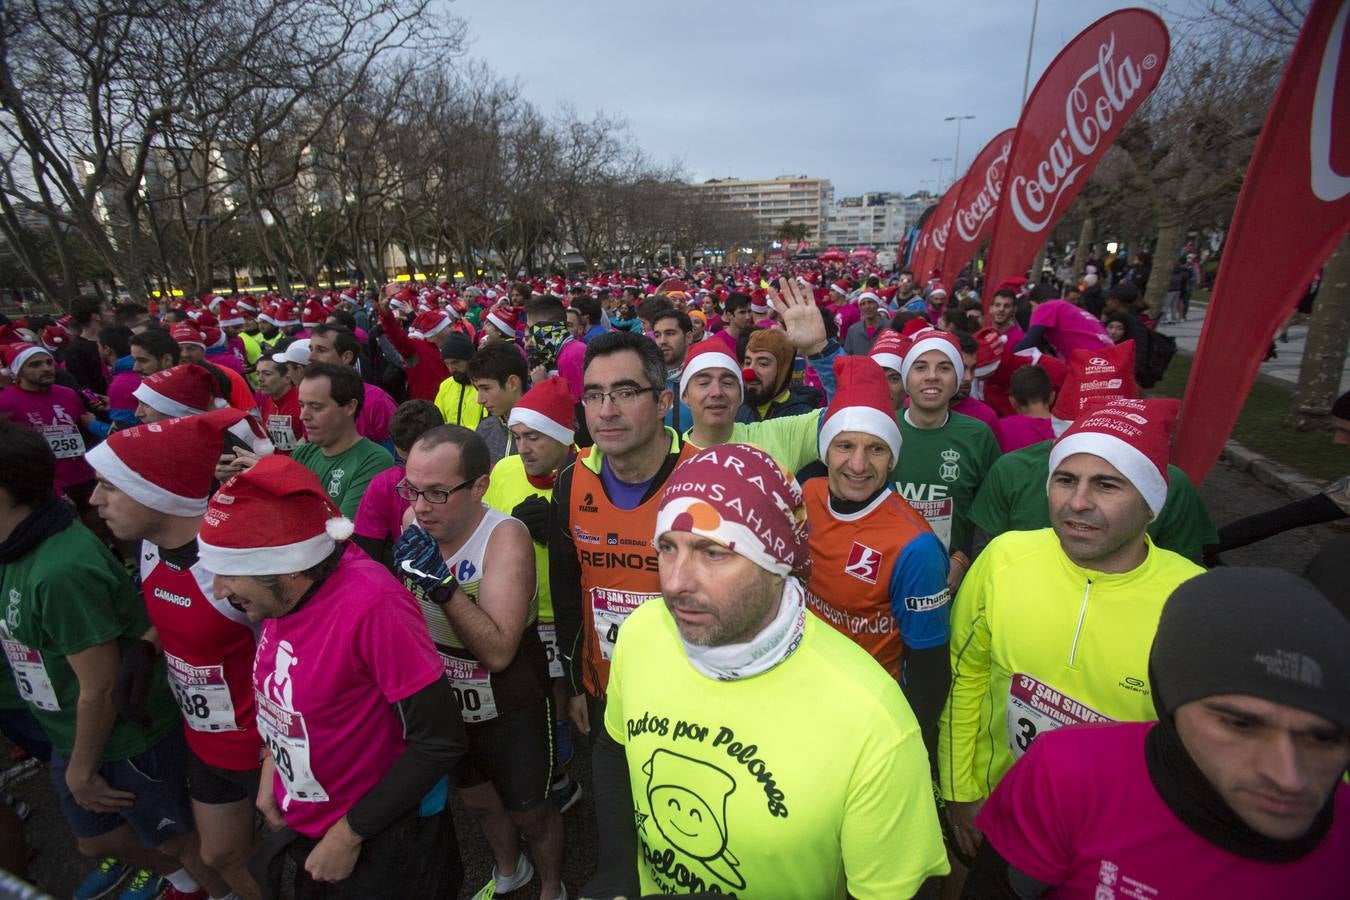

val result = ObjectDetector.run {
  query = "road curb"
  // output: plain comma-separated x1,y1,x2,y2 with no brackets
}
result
1220,440,1325,500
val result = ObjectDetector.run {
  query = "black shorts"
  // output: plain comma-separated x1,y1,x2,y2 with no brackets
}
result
48,728,193,847
185,748,261,805
455,696,553,812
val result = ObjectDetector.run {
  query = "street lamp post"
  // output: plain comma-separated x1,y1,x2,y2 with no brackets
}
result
931,157,952,192
944,115,976,178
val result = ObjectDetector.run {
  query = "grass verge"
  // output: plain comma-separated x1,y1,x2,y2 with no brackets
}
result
1148,351,1339,484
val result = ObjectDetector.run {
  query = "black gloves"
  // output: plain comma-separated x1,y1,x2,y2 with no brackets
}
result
512,495,552,544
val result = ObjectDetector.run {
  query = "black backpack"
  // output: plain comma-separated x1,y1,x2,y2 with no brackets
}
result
1136,328,1177,388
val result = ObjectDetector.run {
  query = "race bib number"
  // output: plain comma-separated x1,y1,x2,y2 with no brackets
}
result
442,653,498,723
1006,672,1113,759
41,424,85,460
265,416,300,452
164,653,238,732
2,638,60,711
591,588,657,661
255,692,328,803
906,496,953,549
537,622,563,679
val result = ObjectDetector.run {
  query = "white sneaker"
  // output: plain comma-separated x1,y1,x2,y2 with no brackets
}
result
488,852,534,895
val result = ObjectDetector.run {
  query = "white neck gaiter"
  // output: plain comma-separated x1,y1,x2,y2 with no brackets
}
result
681,578,808,682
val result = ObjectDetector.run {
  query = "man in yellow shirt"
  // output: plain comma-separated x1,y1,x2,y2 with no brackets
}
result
589,443,948,899
432,331,484,429
940,398,1203,862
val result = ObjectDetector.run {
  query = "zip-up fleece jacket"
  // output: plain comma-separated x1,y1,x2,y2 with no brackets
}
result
938,528,1201,803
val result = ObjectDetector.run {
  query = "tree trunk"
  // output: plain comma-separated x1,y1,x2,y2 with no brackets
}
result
1030,241,1048,288
1289,234,1350,427
1144,215,1185,319
1074,216,1096,282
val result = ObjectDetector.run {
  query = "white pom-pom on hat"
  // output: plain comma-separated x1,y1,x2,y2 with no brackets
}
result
326,517,355,541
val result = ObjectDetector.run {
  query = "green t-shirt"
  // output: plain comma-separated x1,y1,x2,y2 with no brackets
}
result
293,437,394,519
0,521,178,758
684,410,824,477
968,440,1219,562
889,411,1000,554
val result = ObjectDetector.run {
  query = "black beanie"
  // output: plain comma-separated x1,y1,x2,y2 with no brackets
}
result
1150,567,1350,733
439,331,474,360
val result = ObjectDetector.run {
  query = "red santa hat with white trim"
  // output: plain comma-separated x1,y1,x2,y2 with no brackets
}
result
507,375,575,446
0,342,51,376
1047,397,1179,520
486,305,520,337
677,338,743,398
868,329,910,375
170,322,207,349
409,309,452,341
86,408,248,517
198,455,354,576
817,355,902,462
900,328,964,383
133,364,226,418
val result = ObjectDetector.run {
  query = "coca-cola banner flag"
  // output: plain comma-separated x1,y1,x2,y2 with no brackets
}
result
983,9,1170,297
1173,0,1350,483
900,202,935,268
913,176,965,283
940,128,1016,287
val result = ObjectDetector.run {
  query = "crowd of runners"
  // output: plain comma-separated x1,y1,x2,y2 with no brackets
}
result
0,263,1345,899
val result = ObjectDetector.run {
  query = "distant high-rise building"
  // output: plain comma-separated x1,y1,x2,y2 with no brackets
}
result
691,175,833,243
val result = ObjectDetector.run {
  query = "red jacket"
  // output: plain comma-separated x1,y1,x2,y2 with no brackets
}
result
378,307,450,401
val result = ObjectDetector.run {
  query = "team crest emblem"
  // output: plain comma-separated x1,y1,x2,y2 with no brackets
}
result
939,448,961,482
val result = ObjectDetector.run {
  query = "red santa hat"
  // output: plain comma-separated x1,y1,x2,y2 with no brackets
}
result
1051,342,1138,426
85,408,248,517
817,355,902,462
508,375,575,446
678,338,743,398
170,322,207,349
868,329,910,375
409,309,451,340
1,342,51,375
41,324,72,352
486,305,520,337
928,284,949,299
301,298,327,327
856,291,882,305
133,364,225,418
900,328,964,383
972,327,1007,378
1048,398,1178,519
236,296,258,315
274,300,299,327
216,300,245,328
191,310,219,329
829,281,849,297
198,455,353,576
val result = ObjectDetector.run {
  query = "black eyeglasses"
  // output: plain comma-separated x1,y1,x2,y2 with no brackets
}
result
396,477,476,505
580,386,659,408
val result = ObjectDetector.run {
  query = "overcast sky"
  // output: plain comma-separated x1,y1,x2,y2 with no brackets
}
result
451,1,1181,197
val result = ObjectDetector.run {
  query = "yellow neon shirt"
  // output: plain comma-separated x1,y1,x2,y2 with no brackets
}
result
607,598,948,899
938,528,1203,803
481,454,552,622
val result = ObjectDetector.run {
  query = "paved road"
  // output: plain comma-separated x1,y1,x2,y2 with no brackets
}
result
2,464,1341,898
1159,301,1350,394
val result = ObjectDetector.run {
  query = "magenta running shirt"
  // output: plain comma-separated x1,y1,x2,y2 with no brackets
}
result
252,545,443,838
0,385,95,489
952,396,999,431
978,721,1350,899
356,382,396,445
353,466,410,543
994,415,1056,453
1029,300,1113,358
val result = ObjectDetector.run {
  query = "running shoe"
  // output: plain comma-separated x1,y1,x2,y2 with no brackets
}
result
73,859,129,900
116,869,164,900
551,774,583,814
478,852,534,896
0,756,41,790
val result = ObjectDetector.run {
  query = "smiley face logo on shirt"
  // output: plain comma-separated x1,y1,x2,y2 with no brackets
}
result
643,749,745,890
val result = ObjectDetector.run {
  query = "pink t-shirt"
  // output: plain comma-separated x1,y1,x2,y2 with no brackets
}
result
0,385,95,490
711,328,738,357
952,396,998,431
106,370,142,414
253,546,443,838
1030,300,1113,358
993,414,1055,453
353,466,409,543
978,722,1350,899
557,338,586,402
357,382,396,446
